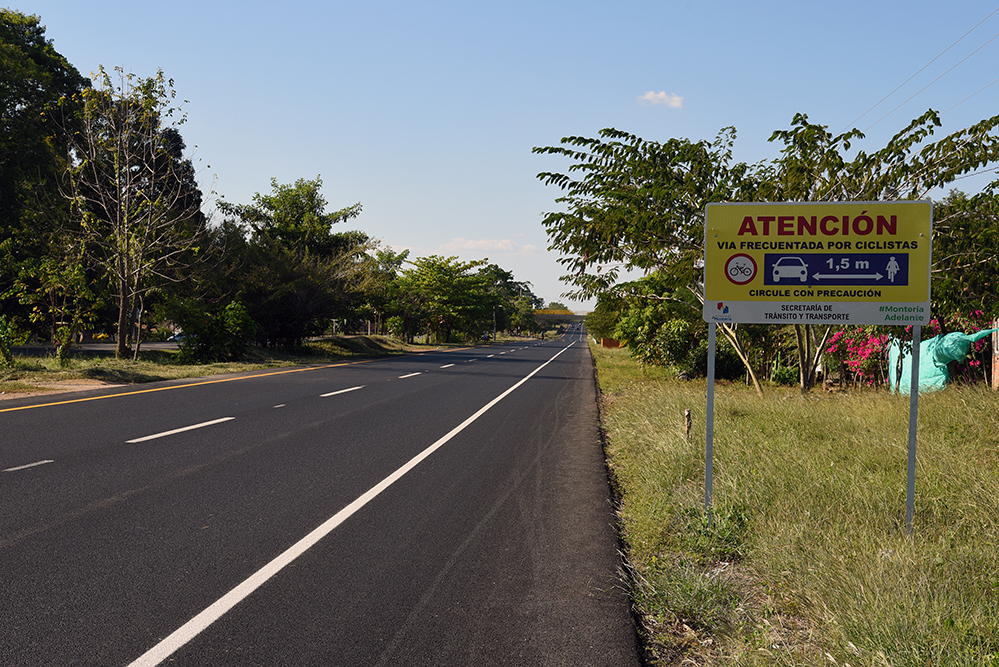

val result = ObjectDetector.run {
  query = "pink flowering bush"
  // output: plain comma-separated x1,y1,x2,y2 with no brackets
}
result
825,325,890,388
826,311,995,389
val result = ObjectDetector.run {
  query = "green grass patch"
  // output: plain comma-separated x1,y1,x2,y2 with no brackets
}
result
594,347,999,666
589,341,673,395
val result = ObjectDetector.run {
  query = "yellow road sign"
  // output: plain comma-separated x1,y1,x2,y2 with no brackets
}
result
703,201,932,325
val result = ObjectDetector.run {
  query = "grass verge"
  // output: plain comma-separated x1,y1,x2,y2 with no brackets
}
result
0,335,436,393
591,342,999,666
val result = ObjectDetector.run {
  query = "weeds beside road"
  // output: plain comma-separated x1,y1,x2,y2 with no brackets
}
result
591,342,999,666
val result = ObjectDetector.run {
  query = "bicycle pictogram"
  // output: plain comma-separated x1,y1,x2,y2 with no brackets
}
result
729,262,753,277
724,253,757,285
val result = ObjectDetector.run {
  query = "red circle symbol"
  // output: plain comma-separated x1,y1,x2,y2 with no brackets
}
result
725,254,757,285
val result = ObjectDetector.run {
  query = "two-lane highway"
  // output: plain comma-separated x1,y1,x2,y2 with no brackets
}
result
1,330,639,665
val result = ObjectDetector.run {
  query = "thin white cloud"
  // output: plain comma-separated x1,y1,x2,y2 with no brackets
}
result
639,91,684,108
439,238,543,256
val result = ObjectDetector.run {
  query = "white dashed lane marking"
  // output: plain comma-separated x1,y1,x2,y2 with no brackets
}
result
127,418,236,444
3,460,54,473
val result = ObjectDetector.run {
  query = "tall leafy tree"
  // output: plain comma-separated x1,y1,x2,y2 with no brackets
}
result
763,112,999,391
219,176,371,347
391,256,494,344
58,66,207,358
535,111,999,393
476,263,540,335
0,10,87,226
584,292,624,341
220,176,362,257
357,247,410,334
534,127,768,391
929,188,999,322
0,10,88,331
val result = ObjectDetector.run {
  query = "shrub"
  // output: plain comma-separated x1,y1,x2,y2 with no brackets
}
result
0,314,15,367
771,365,798,386
175,301,256,362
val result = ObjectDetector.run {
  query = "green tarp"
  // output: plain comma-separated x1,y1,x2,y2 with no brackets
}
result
888,329,997,393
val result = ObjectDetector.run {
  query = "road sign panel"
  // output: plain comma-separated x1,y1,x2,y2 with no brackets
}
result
703,201,931,325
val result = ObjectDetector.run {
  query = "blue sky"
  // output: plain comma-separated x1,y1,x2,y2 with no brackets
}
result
18,0,999,309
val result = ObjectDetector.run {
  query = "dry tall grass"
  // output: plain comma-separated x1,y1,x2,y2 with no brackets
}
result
594,344,999,666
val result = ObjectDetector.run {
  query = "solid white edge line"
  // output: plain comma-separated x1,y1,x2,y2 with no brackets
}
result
3,459,55,472
126,417,235,444
126,341,576,667
320,385,365,397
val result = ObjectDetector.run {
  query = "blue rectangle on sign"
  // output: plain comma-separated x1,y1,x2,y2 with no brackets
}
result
764,253,908,287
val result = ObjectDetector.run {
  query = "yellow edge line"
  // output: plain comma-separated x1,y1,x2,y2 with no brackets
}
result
0,346,480,414
0,360,370,414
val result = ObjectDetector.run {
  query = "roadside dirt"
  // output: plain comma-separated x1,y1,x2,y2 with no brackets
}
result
0,379,124,401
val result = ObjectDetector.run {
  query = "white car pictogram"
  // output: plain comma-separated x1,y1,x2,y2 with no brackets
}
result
772,256,808,283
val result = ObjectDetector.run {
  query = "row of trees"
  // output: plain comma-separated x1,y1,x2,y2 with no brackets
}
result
0,10,546,362
535,113,999,393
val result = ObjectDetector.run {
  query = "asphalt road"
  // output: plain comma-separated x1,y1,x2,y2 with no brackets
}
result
0,328,640,666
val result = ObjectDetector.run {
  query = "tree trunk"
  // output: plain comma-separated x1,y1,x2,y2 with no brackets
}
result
717,322,764,395
795,324,811,393
116,278,129,359
795,324,833,394
132,293,145,361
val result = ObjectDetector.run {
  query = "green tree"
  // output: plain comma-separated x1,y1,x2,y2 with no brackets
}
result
475,263,543,337
357,247,410,334
391,256,494,344
7,253,100,359
931,188,999,321
219,176,371,347
0,313,16,367
535,111,999,394
0,10,87,228
1,10,88,331
219,176,361,256
534,127,766,391
763,112,999,392
508,294,543,336
584,292,623,341
173,299,255,362
58,66,207,358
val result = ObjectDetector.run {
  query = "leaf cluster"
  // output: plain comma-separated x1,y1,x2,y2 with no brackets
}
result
535,112,999,304
219,176,362,257
213,176,372,348
533,127,762,300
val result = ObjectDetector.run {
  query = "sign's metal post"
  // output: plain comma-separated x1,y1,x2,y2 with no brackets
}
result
906,325,921,535
993,321,999,391
705,322,716,526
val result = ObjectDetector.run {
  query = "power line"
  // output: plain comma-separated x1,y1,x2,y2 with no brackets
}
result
952,164,999,181
839,6,999,134
944,75,999,113
864,28,999,132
